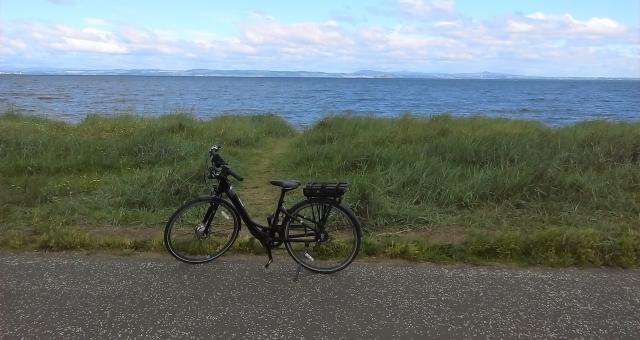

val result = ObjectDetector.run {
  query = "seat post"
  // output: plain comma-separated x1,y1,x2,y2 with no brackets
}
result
276,189,287,210
268,189,287,228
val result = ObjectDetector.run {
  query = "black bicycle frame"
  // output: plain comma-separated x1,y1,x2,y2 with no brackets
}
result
207,176,319,246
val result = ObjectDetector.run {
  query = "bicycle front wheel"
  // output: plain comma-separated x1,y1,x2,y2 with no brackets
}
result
164,197,240,263
284,198,361,273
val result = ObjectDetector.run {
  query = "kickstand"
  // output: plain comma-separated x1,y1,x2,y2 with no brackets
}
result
264,246,273,269
293,243,310,282
294,262,303,282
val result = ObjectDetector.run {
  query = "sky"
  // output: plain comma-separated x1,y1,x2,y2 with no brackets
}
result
1,0,639,77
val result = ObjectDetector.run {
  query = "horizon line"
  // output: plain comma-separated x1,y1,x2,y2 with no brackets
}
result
1,68,639,80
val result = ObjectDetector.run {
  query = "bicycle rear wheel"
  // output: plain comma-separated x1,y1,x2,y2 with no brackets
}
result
164,197,240,263
284,198,361,273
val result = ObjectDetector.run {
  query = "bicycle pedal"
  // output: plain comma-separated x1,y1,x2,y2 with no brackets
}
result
304,252,315,262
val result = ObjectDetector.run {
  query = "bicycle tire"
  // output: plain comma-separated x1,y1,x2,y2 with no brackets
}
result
284,198,361,273
164,196,240,264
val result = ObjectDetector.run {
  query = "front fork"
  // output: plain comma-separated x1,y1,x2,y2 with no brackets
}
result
200,199,221,235
199,197,276,267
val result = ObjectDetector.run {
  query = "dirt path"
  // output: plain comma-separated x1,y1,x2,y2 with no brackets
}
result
235,136,298,220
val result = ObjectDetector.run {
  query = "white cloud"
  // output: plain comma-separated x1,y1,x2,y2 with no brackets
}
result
243,20,352,48
435,21,460,28
506,20,534,33
31,25,129,54
432,0,454,12
1,8,638,77
51,37,127,54
121,27,153,45
505,12,630,40
526,12,546,20
0,37,27,56
565,15,626,35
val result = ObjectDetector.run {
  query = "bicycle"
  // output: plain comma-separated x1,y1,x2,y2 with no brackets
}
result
164,144,362,273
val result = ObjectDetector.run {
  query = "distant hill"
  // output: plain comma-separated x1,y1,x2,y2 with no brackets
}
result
0,68,635,80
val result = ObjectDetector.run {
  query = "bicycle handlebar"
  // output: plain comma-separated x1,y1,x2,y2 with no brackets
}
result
222,165,244,181
209,144,244,181
211,153,226,167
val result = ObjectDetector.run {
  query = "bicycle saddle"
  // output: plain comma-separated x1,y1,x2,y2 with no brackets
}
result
270,180,301,190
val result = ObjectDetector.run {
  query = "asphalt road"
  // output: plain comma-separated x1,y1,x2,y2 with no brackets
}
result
1,252,639,339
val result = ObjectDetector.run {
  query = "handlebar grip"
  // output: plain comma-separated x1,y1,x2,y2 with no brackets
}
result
223,165,244,181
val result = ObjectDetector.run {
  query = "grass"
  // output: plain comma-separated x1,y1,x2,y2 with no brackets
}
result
286,114,640,228
363,228,639,267
1,111,639,267
0,112,294,227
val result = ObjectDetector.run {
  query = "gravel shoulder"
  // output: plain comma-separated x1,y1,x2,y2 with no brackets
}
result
1,252,639,339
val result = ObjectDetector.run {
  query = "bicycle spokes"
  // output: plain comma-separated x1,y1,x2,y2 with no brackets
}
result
165,198,239,263
285,201,360,272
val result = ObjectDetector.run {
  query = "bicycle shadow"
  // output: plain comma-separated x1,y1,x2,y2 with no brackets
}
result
162,255,350,284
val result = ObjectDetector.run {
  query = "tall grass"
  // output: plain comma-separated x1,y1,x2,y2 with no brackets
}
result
285,114,640,228
0,112,294,227
1,112,639,266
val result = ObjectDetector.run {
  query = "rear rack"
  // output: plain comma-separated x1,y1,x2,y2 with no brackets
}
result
303,182,348,199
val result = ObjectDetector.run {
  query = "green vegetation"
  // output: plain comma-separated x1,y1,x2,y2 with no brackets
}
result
1,112,639,266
